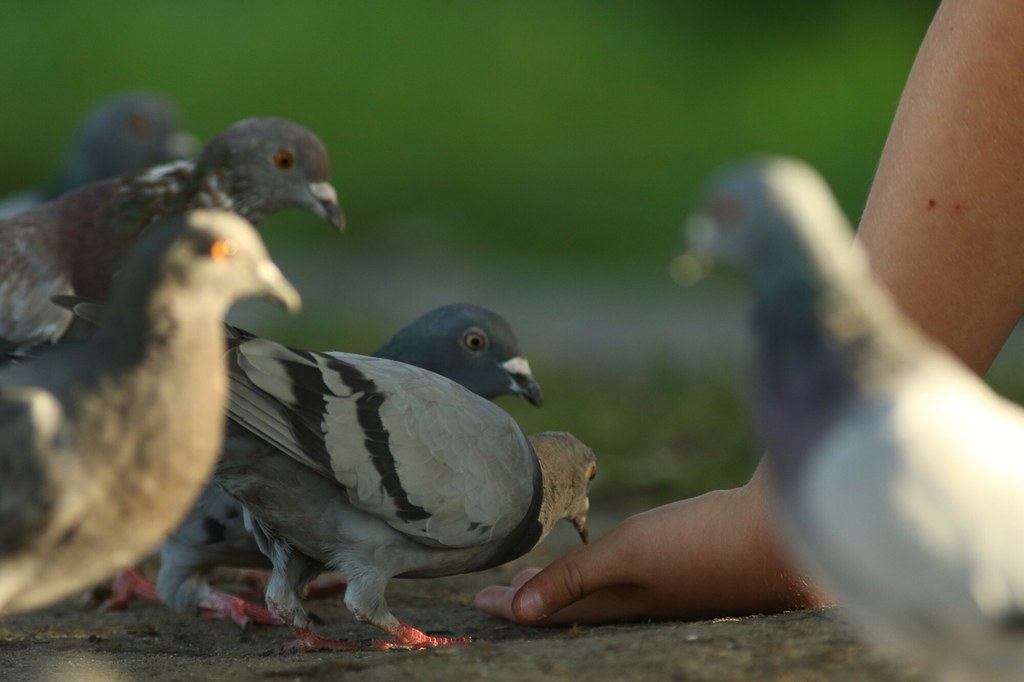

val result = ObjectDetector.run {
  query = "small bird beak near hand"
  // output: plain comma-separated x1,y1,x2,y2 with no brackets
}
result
573,515,590,544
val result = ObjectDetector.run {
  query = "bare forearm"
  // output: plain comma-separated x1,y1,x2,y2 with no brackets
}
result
858,0,1024,374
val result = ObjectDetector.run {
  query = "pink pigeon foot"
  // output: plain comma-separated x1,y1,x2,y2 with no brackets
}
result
371,621,473,651
99,567,161,611
197,588,283,628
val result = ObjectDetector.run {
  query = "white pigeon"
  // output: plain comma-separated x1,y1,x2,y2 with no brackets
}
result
686,157,1024,681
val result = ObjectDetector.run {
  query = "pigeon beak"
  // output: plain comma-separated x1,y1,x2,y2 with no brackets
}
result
572,514,590,545
308,181,345,231
165,130,200,160
502,357,544,407
256,261,302,314
669,211,715,286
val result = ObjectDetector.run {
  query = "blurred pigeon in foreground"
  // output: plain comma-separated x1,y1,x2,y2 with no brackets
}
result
106,303,545,626
0,116,342,344
217,338,595,650
686,157,1024,681
0,210,300,615
0,92,197,219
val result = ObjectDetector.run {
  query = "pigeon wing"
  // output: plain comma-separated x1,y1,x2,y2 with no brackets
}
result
226,339,539,549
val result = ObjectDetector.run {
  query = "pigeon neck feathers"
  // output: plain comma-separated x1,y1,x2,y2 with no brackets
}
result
752,229,917,484
52,163,202,302
752,270,864,487
530,431,594,542
87,217,232,374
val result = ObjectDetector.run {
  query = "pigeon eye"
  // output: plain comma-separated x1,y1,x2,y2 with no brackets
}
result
126,112,152,136
273,150,296,170
209,238,238,262
462,329,487,352
588,465,597,482
710,195,744,227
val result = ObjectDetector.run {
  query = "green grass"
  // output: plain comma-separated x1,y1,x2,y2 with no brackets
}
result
498,360,758,504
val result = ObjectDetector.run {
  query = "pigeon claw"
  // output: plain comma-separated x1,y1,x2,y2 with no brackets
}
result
373,622,473,650
99,567,161,611
197,588,283,628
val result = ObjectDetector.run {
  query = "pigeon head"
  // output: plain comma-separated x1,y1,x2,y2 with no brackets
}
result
528,431,597,544
53,92,198,196
374,303,544,406
194,117,343,230
677,157,853,289
110,210,301,322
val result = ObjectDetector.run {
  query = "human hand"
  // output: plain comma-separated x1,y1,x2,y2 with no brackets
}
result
475,464,828,626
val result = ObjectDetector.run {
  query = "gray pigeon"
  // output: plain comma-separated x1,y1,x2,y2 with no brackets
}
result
217,338,595,650
372,303,544,407
0,116,341,344
0,92,197,219
109,303,545,627
0,210,300,615
686,157,1024,681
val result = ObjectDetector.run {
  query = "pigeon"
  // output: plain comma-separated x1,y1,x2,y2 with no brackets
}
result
0,210,300,615
0,92,197,219
215,338,595,650
0,116,342,344
136,303,545,626
685,156,1024,681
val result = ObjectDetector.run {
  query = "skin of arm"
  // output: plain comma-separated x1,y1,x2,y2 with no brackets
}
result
474,0,1024,626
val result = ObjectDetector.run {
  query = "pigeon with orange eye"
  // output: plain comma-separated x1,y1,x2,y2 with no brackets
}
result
0,116,342,345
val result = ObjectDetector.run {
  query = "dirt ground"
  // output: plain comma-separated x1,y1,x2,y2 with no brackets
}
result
0,501,927,682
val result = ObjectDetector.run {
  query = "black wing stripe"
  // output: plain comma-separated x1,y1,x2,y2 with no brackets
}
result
326,356,431,523
275,349,334,472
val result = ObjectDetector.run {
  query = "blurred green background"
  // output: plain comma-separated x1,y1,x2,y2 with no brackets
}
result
0,2,938,263
0,2,954,503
